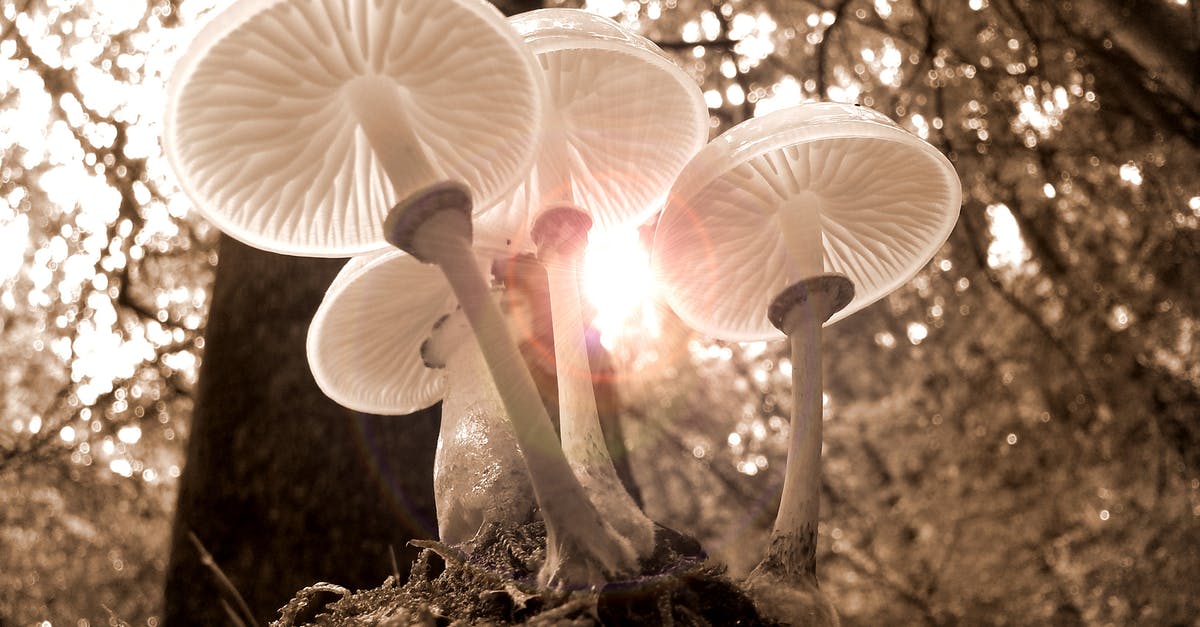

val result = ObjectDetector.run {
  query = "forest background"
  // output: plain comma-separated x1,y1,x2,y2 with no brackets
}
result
1,0,1198,624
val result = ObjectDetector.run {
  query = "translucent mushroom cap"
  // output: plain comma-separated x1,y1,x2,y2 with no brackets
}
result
307,249,458,415
163,0,543,257
490,8,707,240
653,102,962,341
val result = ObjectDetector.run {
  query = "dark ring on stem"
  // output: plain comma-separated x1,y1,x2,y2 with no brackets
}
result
419,311,456,369
385,181,473,262
531,205,593,254
768,274,855,333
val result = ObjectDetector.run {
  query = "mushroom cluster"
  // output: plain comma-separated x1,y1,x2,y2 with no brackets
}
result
164,0,962,615
164,1,705,590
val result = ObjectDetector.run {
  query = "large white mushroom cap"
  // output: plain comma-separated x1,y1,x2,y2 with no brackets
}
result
307,249,458,415
164,0,543,257
653,102,962,341
487,8,707,242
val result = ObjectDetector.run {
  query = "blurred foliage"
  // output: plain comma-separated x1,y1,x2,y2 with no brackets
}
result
1,0,1198,625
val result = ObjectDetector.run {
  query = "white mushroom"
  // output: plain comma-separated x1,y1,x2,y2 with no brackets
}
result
307,249,534,545
507,8,709,562
385,182,636,589
653,102,961,623
163,0,542,256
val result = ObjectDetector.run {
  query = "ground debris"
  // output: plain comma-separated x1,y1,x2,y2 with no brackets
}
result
272,520,778,626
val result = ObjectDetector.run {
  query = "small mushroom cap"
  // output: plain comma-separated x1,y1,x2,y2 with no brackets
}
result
307,249,458,415
486,8,707,243
653,102,962,341
164,0,542,257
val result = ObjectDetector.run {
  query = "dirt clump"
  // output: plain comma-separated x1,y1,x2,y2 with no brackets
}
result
272,520,776,626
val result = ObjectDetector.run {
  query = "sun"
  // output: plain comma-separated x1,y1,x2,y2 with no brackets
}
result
581,227,660,348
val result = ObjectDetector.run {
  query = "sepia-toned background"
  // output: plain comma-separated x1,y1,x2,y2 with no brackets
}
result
1,0,1197,624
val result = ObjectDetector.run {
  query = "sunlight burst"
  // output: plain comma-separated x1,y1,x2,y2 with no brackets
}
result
582,228,658,348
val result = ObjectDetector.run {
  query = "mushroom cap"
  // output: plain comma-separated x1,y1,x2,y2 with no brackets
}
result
164,0,543,257
489,8,707,241
652,102,962,341
307,249,458,415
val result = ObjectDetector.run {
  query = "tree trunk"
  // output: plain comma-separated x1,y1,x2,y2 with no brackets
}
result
163,237,441,626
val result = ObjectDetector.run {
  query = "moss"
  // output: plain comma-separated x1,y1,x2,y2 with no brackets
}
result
272,521,777,626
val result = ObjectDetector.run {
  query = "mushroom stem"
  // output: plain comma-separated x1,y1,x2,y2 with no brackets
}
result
778,192,825,279
532,206,656,561
345,78,438,198
759,195,825,579
387,183,636,589
753,195,827,576
537,118,576,207
432,314,535,545
761,295,827,580
745,275,852,625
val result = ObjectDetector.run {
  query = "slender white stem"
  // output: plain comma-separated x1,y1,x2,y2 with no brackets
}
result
537,115,575,208
778,192,825,279
416,212,636,588
753,198,830,578
345,78,438,198
745,200,841,623
758,198,827,580
541,242,655,559
764,297,826,580
530,122,652,553
743,288,840,625
434,328,534,545
541,259,597,454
